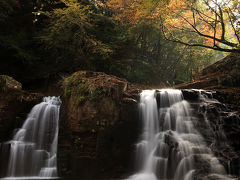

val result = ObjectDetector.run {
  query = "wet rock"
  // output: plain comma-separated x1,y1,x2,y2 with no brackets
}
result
181,89,200,101
229,157,240,175
155,91,171,108
201,174,233,180
180,89,240,178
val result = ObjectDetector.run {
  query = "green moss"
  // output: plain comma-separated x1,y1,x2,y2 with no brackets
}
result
65,87,71,97
73,95,85,106
63,74,112,106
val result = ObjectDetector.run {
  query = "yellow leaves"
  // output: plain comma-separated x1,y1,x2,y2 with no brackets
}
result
97,1,106,8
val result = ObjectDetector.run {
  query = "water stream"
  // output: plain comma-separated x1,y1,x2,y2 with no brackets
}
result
0,97,61,180
127,89,229,180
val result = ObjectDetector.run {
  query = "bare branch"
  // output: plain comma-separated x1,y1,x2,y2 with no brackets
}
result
217,4,225,40
177,12,238,47
159,1,240,53
192,8,196,27
213,0,217,46
160,18,239,53
167,23,196,33
203,0,221,19
227,8,240,44
164,37,240,52
192,7,216,21
195,10,215,28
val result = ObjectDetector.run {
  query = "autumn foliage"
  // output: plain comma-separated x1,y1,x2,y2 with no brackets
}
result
0,0,232,86
108,0,240,52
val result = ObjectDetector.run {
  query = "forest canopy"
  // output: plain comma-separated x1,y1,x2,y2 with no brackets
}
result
0,0,237,86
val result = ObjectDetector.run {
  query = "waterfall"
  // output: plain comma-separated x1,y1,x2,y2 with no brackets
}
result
127,89,230,180
0,96,61,179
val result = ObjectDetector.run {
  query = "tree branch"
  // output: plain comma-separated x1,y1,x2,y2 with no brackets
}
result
227,8,240,44
165,37,239,52
159,1,240,53
217,4,225,40
159,18,240,53
178,13,238,47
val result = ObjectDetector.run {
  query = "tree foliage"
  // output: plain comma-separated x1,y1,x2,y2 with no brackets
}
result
161,0,240,52
0,0,40,81
106,0,226,84
0,0,230,86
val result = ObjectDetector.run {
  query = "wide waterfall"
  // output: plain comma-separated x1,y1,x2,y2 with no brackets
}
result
128,89,230,180
0,96,61,179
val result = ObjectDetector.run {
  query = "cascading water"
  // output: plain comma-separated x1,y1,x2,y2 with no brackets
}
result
127,89,230,180
1,96,61,179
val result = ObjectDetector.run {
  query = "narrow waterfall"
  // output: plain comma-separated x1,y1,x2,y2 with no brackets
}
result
128,89,229,180
1,97,61,179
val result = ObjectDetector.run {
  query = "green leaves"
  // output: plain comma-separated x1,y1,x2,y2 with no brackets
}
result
41,0,114,68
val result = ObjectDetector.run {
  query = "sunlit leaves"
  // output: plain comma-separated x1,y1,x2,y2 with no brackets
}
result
41,0,113,63
163,0,240,51
107,0,167,26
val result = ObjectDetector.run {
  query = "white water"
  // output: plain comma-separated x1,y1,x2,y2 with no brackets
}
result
127,89,227,180
1,97,61,179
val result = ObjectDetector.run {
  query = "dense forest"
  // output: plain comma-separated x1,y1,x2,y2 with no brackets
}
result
2,0,239,87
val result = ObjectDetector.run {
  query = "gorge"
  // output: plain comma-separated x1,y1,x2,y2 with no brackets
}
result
0,72,240,180
1,0,240,178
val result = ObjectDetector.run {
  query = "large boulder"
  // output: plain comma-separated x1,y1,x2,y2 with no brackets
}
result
58,71,140,179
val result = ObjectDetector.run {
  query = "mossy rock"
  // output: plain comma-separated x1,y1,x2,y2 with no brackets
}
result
62,71,128,106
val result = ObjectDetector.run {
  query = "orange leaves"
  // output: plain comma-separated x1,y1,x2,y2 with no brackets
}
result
107,0,136,24
107,0,239,52
168,0,189,10
163,0,225,45
107,0,166,26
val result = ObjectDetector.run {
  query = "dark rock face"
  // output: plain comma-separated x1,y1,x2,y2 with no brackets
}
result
0,76,43,177
58,71,141,179
181,89,240,178
181,89,200,101
0,76,43,142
